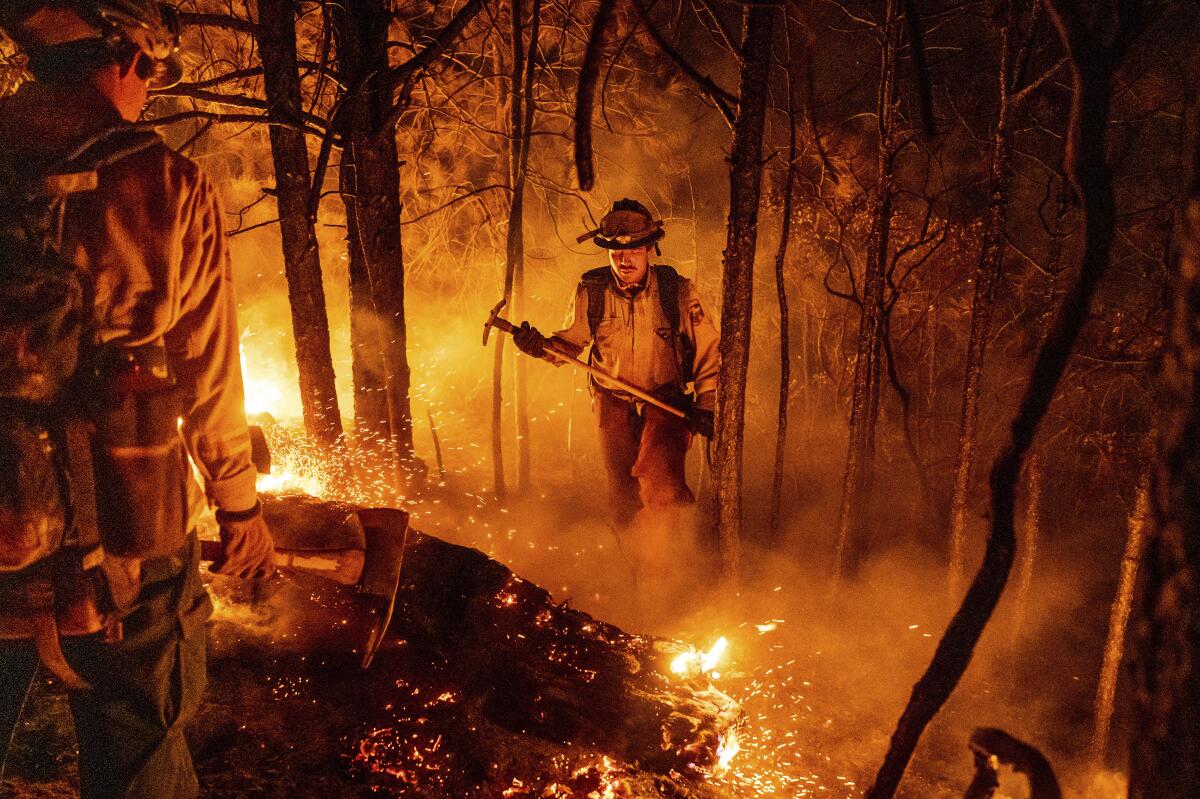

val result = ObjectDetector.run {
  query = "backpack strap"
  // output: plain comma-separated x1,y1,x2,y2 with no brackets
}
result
653,264,695,386
581,266,611,340
20,127,163,203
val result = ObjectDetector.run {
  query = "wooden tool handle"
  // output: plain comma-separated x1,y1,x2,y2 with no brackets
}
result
199,539,364,585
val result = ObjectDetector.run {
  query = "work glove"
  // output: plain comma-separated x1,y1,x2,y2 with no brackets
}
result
210,500,276,579
513,321,547,358
685,407,715,439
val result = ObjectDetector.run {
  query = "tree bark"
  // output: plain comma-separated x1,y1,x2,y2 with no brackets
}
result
711,2,776,583
948,3,1017,594
832,1,899,582
256,0,343,448
1009,451,1042,644
1090,473,1149,766
1130,63,1200,798
865,3,1145,795
332,0,416,483
769,18,800,542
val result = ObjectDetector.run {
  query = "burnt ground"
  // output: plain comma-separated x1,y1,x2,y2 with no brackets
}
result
0,479,1130,799
1,516,738,799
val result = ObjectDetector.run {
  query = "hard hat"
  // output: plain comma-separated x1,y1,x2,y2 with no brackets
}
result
1,1,183,89
576,198,666,250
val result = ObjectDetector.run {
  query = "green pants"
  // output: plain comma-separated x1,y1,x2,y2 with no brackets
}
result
0,535,211,798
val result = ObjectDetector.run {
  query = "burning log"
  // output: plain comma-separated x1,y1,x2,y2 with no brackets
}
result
205,492,741,795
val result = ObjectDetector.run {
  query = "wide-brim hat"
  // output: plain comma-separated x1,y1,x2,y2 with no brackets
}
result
576,204,665,250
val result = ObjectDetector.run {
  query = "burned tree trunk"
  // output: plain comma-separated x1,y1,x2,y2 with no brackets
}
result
948,3,1019,593
865,3,1149,795
768,18,800,543
492,0,541,500
1009,451,1042,643
712,2,776,582
1130,70,1200,799
257,0,343,449
1090,473,1149,766
332,0,416,482
832,1,899,582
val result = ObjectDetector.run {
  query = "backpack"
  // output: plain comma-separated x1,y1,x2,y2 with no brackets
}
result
0,126,161,688
580,263,696,385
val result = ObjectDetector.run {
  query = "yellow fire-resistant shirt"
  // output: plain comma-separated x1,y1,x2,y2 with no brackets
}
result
551,265,720,410
0,82,258,514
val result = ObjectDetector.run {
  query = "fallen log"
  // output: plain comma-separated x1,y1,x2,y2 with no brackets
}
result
204,492,741,795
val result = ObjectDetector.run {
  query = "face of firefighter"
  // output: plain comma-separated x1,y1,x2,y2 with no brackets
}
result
608,245,652,288
93,53,152,121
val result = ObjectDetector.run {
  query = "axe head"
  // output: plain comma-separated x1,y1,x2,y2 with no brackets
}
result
482,298,507,346
354,507,410,669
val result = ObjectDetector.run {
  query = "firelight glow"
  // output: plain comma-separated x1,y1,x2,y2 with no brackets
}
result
670,636,729,678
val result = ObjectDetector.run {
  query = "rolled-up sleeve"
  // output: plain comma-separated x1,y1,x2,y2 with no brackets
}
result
549,283,592,361
165,172,257,513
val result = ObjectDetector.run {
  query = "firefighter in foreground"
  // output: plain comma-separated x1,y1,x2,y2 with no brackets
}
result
0,2,274,795
513,200,719,577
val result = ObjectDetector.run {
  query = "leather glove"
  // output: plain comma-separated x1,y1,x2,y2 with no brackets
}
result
210,501,276,579
685,407,715,439
512,321,547,358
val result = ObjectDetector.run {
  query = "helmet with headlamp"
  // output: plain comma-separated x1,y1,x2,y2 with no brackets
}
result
0,1,183,89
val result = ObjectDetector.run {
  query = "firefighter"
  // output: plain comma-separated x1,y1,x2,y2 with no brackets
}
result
0,2,274,796
513,198,720,529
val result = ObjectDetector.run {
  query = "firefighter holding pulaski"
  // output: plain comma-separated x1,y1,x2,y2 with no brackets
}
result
0,2,274,796
512,199,719,588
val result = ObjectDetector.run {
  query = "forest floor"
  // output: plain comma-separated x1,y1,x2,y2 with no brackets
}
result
0,464,1130,799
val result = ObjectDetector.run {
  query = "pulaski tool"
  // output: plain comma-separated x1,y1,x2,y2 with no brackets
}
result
483,298,686,419
200,496,409,668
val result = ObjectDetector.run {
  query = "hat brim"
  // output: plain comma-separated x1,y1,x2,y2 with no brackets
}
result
594,228,665,250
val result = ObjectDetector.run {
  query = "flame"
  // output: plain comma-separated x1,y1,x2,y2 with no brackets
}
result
256,467,323,497
240,330,301,420
715,729,740,773
670,636,729,679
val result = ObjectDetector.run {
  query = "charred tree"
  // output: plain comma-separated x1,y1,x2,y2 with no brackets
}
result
331,0,416,483
1090,473,1149,766
573,0,616,191
492,0,541,501
1009,451,1042,643
768,18,801,542
256,0,343,449
947,2,1021,592
832,1,900,581
1130,63,1200,799
865,2,1151,795
712,2,776,582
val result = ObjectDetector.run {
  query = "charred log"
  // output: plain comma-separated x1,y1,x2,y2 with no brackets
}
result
207,492,741,791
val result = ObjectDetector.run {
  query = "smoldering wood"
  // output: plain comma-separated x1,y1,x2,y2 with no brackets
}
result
231,492,742,787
